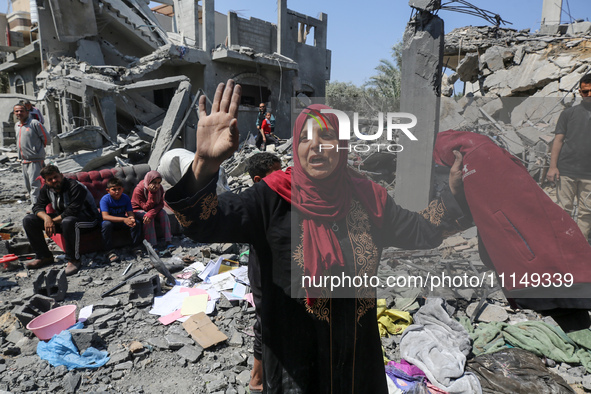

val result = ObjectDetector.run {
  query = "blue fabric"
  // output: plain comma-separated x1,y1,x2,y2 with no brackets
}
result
100,193,132,217
37,322,110,370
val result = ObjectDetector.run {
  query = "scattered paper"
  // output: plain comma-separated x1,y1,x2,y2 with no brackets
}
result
244,293,255,308
222,291,243,301
149,286,189,316
232,282,247,298
180,287,209,298
209,271,236,291
78,305,93,322
158,310,183,325
198,256,223,282
181,294,209,316
230,266,250,285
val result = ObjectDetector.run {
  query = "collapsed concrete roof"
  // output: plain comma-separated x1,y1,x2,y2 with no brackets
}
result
0,0,331,171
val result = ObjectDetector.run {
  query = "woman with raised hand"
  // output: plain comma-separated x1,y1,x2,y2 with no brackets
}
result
165,80,468,393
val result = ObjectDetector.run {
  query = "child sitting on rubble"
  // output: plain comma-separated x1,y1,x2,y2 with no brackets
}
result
131,170,172,249
100,177,143,262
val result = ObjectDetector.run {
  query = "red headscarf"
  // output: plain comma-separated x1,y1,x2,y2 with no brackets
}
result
263,104,389,301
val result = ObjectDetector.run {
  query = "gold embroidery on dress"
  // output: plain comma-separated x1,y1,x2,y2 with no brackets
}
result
174,212,192,227
419,199,445,226
347,199,378,321
293,221,305,269
199,194,218,220
304,296,330,322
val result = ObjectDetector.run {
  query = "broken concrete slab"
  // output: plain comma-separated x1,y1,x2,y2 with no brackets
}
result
480,46,513,72
456,53,479,83
55,126,105,152
467,302,509,323
54,145,125,173
559,71,584,92
510,97,564,128
148,81,192,170
76,40,105,66
47,0,98,42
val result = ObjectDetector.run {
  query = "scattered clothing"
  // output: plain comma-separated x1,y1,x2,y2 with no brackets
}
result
467,348,574,394
399,298,482,394
465,319,591,373
377,299,413,336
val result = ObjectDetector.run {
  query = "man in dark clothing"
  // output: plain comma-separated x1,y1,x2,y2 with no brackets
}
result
244,152,282,394
22,165,101,275
547,73,591,239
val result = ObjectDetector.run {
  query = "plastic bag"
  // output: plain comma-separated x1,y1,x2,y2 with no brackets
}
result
37,322,110,370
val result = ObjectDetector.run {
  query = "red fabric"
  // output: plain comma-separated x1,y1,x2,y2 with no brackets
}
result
261,119,272,134
264,104,388,301
433,130,591,299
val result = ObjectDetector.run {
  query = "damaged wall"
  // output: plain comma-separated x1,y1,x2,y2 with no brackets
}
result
0,0,331,173
439,25,591,181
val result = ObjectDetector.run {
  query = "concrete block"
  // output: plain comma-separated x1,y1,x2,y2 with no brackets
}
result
456,53,479,83
75,39,105,65
567,21,591,36
539,24,561,35
13,294,56,326
148,81,192,170
70,329,105,353
33,269,68,302
128,274,161,307
408,0,441,11
56,126,105,152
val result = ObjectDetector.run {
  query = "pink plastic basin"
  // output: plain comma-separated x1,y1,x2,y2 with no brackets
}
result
26,305,77,341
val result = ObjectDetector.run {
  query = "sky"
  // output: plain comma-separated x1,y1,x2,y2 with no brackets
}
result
211,0,591,86
2,0,590,86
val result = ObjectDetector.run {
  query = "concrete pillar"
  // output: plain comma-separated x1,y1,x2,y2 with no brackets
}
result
174,0,199,44
541,0,563,26
202,0,215,52
394,12,444,212
227,11,238,47
99,96,118,141
277,0,288,55
316,13,328,50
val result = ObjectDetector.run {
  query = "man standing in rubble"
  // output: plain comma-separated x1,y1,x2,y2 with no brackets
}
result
15,102,50,204
547,73,591,241
256,102,275,135
20,99,45,124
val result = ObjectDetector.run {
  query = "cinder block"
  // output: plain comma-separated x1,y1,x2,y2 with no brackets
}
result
13,294,56,326
128,274,161,307
33,269,68,301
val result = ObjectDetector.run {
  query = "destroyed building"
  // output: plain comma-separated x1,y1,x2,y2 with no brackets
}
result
438,20,591,183
0,0,330,170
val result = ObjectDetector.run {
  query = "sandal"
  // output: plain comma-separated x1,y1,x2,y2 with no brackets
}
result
108,251,119,263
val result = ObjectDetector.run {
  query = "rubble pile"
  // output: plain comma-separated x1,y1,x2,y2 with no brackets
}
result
2,149,591,393
440,26,591,181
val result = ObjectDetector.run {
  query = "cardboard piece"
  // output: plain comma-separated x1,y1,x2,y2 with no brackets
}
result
182,312,228,348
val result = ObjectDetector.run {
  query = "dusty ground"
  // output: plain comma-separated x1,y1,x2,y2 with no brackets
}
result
0,160,590,394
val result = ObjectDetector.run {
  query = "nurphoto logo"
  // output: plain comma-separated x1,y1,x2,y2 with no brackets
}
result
306,109,418,153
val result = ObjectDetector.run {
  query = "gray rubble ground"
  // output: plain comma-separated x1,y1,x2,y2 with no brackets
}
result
0,154,589,393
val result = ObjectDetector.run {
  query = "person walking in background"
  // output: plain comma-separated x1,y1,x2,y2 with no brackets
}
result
547,73,591,241
20,99,45,124
15,102,50,204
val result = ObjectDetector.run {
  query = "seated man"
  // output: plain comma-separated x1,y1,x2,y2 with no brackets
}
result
23,165,101,275
100,178,143,262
